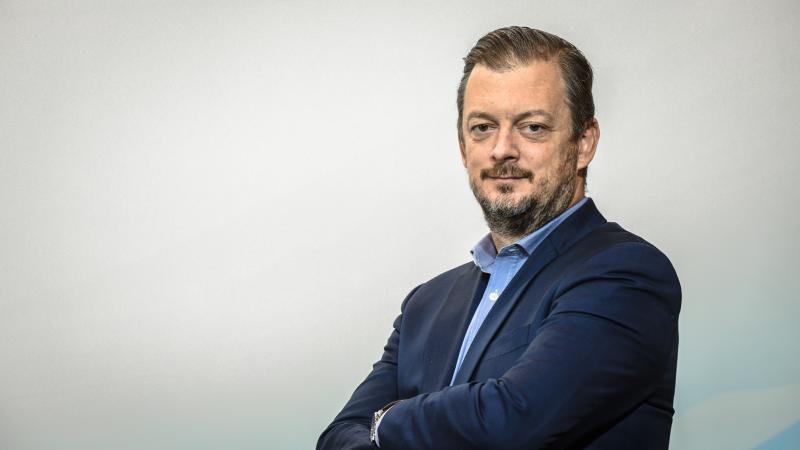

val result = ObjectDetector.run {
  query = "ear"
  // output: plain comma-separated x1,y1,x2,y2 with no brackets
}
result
576,118,599,172
459,136,467,167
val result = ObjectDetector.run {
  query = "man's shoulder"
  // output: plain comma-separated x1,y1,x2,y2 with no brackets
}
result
557,221,681,294
560,220,673,263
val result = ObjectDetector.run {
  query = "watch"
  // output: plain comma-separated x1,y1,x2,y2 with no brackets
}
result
370,400,402,446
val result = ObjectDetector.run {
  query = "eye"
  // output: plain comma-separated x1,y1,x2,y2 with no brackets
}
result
520,123,548,137
471,123,493,133
469,123,495,139
527,124,542,132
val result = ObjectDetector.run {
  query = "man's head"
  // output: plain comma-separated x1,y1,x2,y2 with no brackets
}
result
457,26,599,241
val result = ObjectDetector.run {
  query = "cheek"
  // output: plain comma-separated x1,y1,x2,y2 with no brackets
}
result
465,158,483,175
526,146,562,173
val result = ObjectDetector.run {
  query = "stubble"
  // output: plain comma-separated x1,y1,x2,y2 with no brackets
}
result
469,145,578,242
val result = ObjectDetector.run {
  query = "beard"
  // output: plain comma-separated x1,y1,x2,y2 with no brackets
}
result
469,145,578,240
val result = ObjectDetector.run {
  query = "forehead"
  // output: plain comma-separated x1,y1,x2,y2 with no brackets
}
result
463,61,567,119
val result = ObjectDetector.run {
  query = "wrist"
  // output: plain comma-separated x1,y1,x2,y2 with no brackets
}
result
370,400,401,447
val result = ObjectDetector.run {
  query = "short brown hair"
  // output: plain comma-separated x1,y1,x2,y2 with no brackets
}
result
457,26,595,144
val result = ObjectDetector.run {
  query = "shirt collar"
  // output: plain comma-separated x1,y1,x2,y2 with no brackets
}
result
470,197,590,273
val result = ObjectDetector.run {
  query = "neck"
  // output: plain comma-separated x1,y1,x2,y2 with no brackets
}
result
489,233,520,252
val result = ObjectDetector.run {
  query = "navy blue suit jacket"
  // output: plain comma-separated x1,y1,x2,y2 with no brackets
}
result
318,199,681,449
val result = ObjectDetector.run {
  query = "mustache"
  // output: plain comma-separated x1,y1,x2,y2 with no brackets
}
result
480,163,534,180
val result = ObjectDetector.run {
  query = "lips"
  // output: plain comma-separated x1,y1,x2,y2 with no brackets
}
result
481,165,533,180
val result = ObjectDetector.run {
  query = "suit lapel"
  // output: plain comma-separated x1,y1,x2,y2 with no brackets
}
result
451,240,558,385
451,198,607,385
425,265,488,390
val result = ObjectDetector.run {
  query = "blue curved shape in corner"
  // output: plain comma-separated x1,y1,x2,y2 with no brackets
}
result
752,421,800,450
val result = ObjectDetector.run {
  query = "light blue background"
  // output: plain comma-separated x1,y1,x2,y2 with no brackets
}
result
1,1,797,449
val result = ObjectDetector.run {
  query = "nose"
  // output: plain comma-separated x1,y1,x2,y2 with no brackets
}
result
490,127,519,163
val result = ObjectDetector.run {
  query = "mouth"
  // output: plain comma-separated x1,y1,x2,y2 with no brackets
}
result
480,165,533,182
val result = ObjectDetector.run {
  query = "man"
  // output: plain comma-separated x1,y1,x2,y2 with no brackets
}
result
318,26,681,450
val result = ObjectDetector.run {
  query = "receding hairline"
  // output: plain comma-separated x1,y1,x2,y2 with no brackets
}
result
470,46,565,72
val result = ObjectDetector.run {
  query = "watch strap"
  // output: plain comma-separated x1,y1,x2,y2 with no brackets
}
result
369,399,402,446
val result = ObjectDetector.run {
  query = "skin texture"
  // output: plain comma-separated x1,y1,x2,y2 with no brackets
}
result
459,61,600,250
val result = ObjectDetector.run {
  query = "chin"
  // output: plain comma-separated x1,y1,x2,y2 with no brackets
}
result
488,190,529,207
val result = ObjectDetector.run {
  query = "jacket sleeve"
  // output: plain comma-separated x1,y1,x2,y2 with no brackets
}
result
376,242,681,450
316,285,422,450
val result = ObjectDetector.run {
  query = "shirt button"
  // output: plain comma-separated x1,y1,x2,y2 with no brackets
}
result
489,292,499,301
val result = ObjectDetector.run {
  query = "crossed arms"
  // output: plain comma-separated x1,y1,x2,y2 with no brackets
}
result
317,242,681,450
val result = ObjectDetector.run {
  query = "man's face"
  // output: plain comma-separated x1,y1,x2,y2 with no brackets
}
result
459,61,593,239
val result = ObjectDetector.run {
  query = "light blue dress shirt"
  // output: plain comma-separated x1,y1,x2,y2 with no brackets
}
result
449,196,589,385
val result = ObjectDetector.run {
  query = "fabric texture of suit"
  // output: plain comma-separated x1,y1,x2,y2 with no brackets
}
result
317,199,681,450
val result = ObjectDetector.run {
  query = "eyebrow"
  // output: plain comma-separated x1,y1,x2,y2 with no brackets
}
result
466,109,554,123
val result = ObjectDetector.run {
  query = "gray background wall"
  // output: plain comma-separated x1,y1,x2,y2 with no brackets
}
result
1,1,798,449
